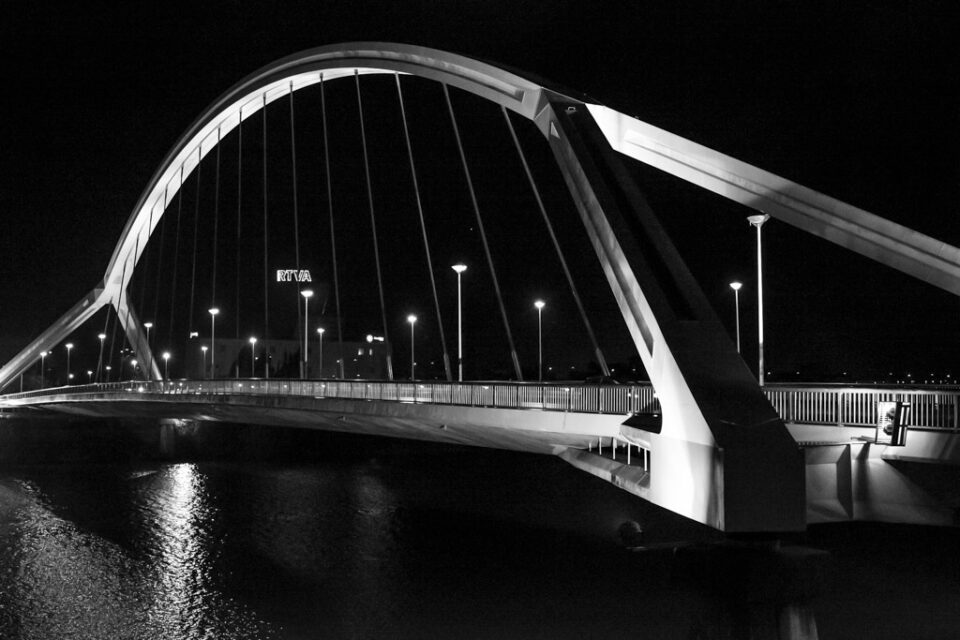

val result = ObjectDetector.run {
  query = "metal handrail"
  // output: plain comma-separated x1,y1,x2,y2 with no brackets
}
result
4,380,959,430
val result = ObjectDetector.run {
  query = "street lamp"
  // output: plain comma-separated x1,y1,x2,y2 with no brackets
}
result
249,337,257,378
407,314,417,380
86,370,93,384
39,351,47,389
130,359,138,378
534,300,545,382
729,282,743,353
208,308,219,379
316,328,325,378
105,365,112,383
65,342,74,384
452,264,467,381
301,289,314,378
747,214,770,385
97,333,107,382
201,345,208,379
144,321,153,373
162,352,171,380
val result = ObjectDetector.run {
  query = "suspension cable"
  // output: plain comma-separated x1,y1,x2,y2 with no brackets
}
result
262,92,270,377
289,81,304,377
137,201,155,327
188,147,202,335
124,226,144,379
355,70,394,380
211,127,221,307
321,74,345,379
289,82,301,268
395,74,452,381
138,201,158,376
443,84,523,380
502,106,611,376
167,166,184,350
107,248,130,381
151,187,168,346
235,110,243,352
98,290,112,381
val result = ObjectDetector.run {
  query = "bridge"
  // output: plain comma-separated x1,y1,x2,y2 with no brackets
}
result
2,43,959,533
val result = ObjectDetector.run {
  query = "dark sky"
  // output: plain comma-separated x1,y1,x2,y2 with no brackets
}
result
2,0,959,382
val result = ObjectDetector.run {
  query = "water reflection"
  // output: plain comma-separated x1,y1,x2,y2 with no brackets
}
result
0,465,276,639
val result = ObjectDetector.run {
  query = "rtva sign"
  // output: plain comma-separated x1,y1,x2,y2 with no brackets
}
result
276,269,313,283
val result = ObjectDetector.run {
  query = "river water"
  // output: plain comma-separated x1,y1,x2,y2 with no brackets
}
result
1,425,958,639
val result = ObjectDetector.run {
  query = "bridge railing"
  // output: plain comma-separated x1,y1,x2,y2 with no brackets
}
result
764,384,959,431
3,380,958,430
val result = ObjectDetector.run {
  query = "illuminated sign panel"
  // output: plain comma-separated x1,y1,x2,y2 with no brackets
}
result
276,269,313,283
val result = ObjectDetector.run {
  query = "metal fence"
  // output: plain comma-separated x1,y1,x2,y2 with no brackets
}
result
765,384,959,431
4,379,958,431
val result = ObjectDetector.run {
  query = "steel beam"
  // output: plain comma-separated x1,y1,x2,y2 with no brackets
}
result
541,99,806,532
587,106,960,296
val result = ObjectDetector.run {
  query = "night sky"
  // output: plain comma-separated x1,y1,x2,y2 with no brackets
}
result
2,1,959,383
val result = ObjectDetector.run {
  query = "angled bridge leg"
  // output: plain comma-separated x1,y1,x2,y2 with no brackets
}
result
539,98,805,532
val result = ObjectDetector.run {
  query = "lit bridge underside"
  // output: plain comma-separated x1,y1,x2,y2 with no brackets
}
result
4,380,960,528
3,43,960,533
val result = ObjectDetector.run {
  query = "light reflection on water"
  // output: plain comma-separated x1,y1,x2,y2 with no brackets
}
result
1,440,722,640
0,464,275,639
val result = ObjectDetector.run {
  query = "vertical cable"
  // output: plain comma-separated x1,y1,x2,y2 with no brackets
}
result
107,251,130,380
210,127,221,307
151,187,169,345
138,201,158,376
236,111,243,363
502,106,610,376
395,74,452,381
123,226,144,379
188,148,202,335
289,81,304,376
321,74,345,379
167,166,184,349
443,84,523,380
138,202,155,324
262,92,270,377
289,82,301,268
355,71,393,380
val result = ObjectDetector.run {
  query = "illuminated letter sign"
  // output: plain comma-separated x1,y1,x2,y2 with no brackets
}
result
276,269,313,283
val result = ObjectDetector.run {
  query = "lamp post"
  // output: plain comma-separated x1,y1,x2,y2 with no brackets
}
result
130,359,138,379
201,346,208,379
407,314,417,380
105,365,112,383
39,351,47,389
97,333,107,382
65,343,74,384
249,337,257,377
143,322,153,374
208,308,219,379
534,300,545,382
747,214,770,385
316,328,325,378
451,264,467,381
87,370,93,384
162,352,170,380
301,289,314,378
729,282,743,353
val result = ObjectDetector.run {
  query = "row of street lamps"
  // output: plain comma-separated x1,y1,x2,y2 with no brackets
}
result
47,218,770,388
40,262,550,386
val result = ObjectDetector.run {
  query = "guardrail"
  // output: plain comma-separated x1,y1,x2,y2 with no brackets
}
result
0,378,661,416
3,380,959,431
765,384,960,431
